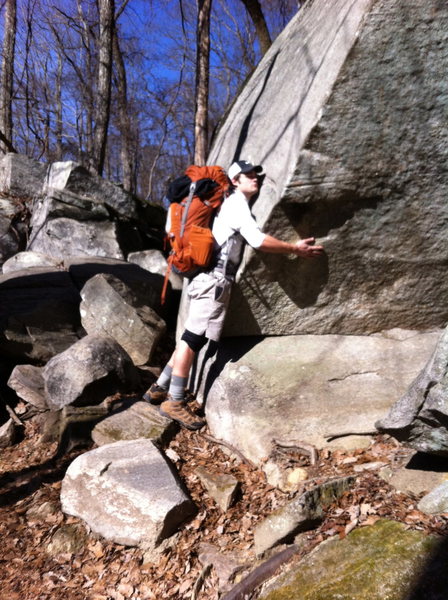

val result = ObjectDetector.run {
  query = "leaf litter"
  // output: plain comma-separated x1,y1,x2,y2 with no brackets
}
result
1,406,448,599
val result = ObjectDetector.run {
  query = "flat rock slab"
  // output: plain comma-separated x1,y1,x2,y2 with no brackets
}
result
379,453,448,497
61,439,196,549
91,400,176,446
80,274,166,366
253,476,354,557
200,330,440,463
259,519,448,600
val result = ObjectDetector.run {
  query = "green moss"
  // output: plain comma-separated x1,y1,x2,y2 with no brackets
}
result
261,520,441,600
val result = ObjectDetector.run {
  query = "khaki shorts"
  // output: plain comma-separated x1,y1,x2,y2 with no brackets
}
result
184,271,233,342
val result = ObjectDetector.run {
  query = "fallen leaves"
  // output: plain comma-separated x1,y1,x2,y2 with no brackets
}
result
1,416,448,600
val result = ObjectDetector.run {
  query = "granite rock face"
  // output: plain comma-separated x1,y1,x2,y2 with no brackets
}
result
208,0,448,336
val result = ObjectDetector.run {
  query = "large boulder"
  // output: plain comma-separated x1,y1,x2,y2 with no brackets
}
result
0,267,84,362
61,439,196,549
0,258,165,363
28,216,124,260
197,329,439,463
376,326,448,455
80,274,166,366
42,334,139,410
43,160,139,220
208,0,448,336
128,249,183,291
27,160,165,261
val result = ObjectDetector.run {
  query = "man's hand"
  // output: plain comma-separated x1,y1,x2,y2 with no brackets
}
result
292,237,324,258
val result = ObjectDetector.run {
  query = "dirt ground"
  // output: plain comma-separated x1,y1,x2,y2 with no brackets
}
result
1,404,448,600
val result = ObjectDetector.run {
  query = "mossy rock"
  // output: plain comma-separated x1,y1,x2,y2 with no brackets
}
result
259,520,448,600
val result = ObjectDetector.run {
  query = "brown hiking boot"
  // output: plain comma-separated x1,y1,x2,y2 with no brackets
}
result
142,383,168,405
143,384,195,405
159,397,205,431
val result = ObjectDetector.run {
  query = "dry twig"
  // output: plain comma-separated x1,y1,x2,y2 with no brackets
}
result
191,563,212,600
5,404,24,426
221,544,300,600
272,438,319,466
324,430,377,441
202,433,257,469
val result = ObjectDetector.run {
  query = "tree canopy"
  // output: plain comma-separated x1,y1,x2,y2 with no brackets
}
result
0,0,298,201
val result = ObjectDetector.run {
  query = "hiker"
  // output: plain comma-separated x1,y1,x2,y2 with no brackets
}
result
143,160,324,430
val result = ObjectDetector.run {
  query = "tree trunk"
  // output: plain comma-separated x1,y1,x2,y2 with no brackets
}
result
54,50,63,160
0,0,17,153
92,0,114,176
113,28,133,192
194,0,212,166
240,0,272,56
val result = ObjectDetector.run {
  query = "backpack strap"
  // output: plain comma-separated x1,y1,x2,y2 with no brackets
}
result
180,182,197,238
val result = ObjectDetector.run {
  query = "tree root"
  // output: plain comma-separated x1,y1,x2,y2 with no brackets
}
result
221,544,300,600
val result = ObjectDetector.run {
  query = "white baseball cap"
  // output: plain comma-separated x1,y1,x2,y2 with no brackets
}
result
228,160,263,180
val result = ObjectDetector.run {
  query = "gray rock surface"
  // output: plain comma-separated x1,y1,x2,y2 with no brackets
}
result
2,250,62,273
253,476,354,556
0,153,47,198
66,257,165,314
44,160,139,220
91,400,176,447
42,334,139,410
199,330,439,463
8,364,47,409
80,274,166,365
0,199,28,268
378,451,448,498
128,249,183,291
61,439,197,548
0,258,164,363
0,418,19,448
29,216,124,260
207,0,448,336
194,467,240,511
376,326,448,455
0,267,84,362
418,481,448,515
45,524,88,556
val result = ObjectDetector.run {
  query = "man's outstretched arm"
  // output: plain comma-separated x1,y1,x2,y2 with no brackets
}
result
258,235,324,258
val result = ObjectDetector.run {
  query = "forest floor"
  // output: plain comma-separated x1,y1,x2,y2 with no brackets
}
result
1,398,448,600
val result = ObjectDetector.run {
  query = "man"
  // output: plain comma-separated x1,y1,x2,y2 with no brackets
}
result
143,160,324,430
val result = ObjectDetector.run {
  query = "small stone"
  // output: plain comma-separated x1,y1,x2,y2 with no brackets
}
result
286,467,308,487
195,467,240,511
46,524,88,556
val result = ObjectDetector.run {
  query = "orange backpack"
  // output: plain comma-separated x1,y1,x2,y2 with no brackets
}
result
161,165,229,303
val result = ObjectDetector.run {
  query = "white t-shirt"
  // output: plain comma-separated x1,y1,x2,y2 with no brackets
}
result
212,189,265,249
